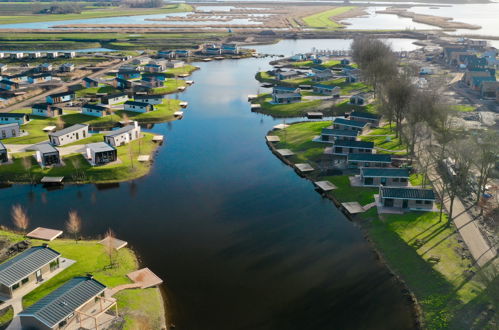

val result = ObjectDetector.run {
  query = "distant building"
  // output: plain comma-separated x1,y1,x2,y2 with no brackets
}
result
83,77,99,88
133,94,164,105
349,111,381,127
10,53,23,59
313,84,340,97
347,153,392,169
221,43,239,55
60,63,75,72
311,67,333,82
123,100,153,113
104,121,141,147
360,167,410,187
271,92,301,104
320,127,358,142
35,143,60,167
166,60,185,69
349,92,371,106
38,63,53,72
81,104,110,117
46,51,59,59
86,142,117,166
333,118,370,133
28,73,52,84
0,141,7,163
102,92,128,105
276,70,299,81
117,70,141,80
330,140,374,155
0,113,29,125
378,186,436,211
46,91,75,104
63,51,76,58
0,79,19,91
49,124,89,146
32,103,63,118
0,123,20,139
28,52,41,59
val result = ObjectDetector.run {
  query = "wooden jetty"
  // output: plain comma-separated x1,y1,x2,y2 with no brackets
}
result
247,94,258,101
273,123,289,130
185,80,194,85
307,112,323,119
27,227,63,241
266,135,280,142
152,135,164,143
178,73,190,78
99,236,128,250
177,86,186,91
202,58,213,62
276,149,294,157
179,102,188,108
295,163,314,173
174,111,184,117
250,104,261,111
341,202,365,214
137,155,151,162
261,83,273,88
40,176,64,184
314,181,337,192
42,126,56,132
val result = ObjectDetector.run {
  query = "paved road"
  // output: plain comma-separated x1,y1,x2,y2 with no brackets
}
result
426,159,497,268
1,56,139,113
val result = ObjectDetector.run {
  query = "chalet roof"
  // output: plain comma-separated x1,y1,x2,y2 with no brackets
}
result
134,94,164,100
334,139,374,149
380,187,435,200
49,124,88,137
361,167,410,178
334,118,368,128
347,153,392,163
0,246,60,287
36,143,58,154
314,84,340,90
48,91,74,98
0,80,17,86
0,113,27,118
350,111,380,120
19,276,106,328
83,104,107,111
321,127,358,137
87,142,115,153
124,100,150,107
0,123,18,129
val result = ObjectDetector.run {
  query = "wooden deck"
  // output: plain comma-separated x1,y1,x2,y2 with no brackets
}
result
266,135,280,142
152,135,164,143
276,149,294,157
314,181,337,192
307,112,323,119
137,155,151,162
40,176,64,184
99,236,128,250
295,163,314,172
341,202,365,214
127,268,163,289
26,227,63,241
273,123,289,130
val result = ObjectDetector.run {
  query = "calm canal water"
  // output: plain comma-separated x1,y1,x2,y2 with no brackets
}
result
0,39,420,329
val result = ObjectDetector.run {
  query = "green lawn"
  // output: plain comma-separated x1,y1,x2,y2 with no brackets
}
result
302,7,355,29
0,229,164,329
116,99,180,123
64,133,104,146
253,94,323,117
151,79,186,95
324,175,377,205
273,121,329,164
450,105,475,112
0,3,192,25
290,60,341,68
75,85,120,97
359,124,407,155
165,64,198,76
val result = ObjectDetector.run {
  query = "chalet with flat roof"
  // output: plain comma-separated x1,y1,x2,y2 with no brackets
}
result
35,143,60,167
205,46,221,55
104,121,141,147
320,127,358,142
117,70,141,80
10,52,23,59
331,140,374,155
102,92,128,105
462,68,495,87
158,50,175,59
49,124,89,146
133,94,164,105
222,43,239,54
0,245,61,299
0,123,20,139
141,72,167,82
350,92,371,106
333,118,370,132
32,103,63,118
0,141,7,163
60,63,75,72
471,76,496,91
313,84,340,97
83,77,99,88
347,153,392,168
273,86,300,94
360,167,409,187
272,92,301,104
46,51,58,59
175,50,191,57
19,276,116,330
86,142,117,166
166,60,185,68
28,73,52,84
46,91,75,104
0,113,29,125
124,100,153,113
82,104,110,117
63,51,76,58
349,111,381,127
0,79,19,91
144,63,164,73
276,70,299,81
39,63,52,72
312,68,334,82
379,186,436,211
115,77,134,89
29,52,41,59
139,78,163,89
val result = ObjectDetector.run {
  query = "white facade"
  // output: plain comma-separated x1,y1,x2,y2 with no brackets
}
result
104,121,141,147
0,123,20,139
124,102,151,113
134,96,163,105
49,124,89,146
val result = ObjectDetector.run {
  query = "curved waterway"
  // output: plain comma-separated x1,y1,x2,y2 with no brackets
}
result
0,39,420,329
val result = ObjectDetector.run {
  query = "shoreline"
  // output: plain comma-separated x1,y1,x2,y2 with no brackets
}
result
264,124,424,329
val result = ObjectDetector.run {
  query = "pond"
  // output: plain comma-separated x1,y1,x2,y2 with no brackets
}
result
0,39,420,329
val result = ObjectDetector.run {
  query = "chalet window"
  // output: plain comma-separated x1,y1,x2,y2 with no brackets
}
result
424,200,432,204
21,277,29,284
416,200,422,204
50,259,59,271
12,283,19,290
400,178,407,182
393,178,399,182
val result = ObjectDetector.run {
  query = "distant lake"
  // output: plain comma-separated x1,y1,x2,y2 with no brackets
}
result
0,38,420,330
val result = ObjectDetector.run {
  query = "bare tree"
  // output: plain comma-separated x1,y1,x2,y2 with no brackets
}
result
66,210,82,243
21,156,33,184
471,131,499,207
11,204,29,234
55,116,65,130
104,228,116,268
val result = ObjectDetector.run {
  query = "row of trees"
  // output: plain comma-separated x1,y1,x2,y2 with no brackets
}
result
351,37,498,224
11,204,118,266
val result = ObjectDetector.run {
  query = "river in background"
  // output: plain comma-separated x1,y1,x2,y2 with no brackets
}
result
0,39,420,329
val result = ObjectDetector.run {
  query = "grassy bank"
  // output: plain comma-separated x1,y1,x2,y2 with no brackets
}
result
268,121,496,329
252,94,324,117
0,229,164,329
302,7,355,29
0,132,161,183
0,4,192,25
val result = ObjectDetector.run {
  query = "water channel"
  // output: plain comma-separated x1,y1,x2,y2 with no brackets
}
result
1,38,421,329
